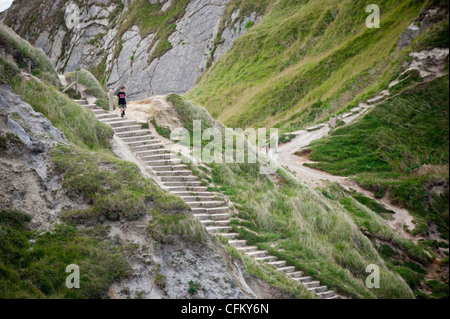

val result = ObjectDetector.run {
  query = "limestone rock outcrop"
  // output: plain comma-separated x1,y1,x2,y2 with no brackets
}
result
3,0,260,100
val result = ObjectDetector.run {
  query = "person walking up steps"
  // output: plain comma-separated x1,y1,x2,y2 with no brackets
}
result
117,86,127,118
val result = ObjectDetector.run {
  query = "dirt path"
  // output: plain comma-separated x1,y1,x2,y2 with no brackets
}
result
276,48,450,242
277,102,417,241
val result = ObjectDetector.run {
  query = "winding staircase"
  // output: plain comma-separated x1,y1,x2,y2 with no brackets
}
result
73,99,340,299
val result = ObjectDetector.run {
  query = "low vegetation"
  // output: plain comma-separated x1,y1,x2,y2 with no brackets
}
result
65,69,115,110
0,23,59,86
307,76,449,239
0,210,131,298
51,144,188,223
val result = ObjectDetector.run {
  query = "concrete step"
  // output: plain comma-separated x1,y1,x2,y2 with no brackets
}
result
308,286,328,294
74,99,88,105
186,201,225,208
317,291,335,299
170,191,217,197
116,129,151,138
155,170,192,177
205,226,232,234
288,271,304,278
99,117,129,123
254,256,277,262
103,119,137,127
141,153,174,161
190,207,228,214
303,281,320,289
96,113,118,120
151,165,187,172
294,276,312,283
167,186,209,193
92,109,107,115
145,159,183,166
267,261,286,268
129,142,163,150
228,240,246,247
136,149,169,157
193,213,231,221
277,266,296,274
180,196,217,202
236,246,258,253
164,181,202,187
200,219,231,227
218,233,239,239
85,104,98,110
245,250,267,258
161,176,199,182
114,125,143,133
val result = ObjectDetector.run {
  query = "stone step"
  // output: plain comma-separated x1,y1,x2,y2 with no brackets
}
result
164,181,203,187
267,261,286,268
96,113,118,120
294,276,312,283
92,109,107,115
308,286,328,294
236,246,258,253
193,213,231,221
181,196,219,202
288,271,304,278
145,159,183,166
171,191,217,197
99,117,129,123
114,125,143,133
167,186,209,193
303,281,320,289
103,119,137,127
141,153,174,161
218,233,239,239
205,226,232,234
186,201,225,208
155,170,192,177
200,219,231,227
317,291,335,299
85,104,98,110
125,137,159,145
161,176,199,182
129,141,163,149
136,149,169,157
254,256,277,263
228,240,246,247
151,165,188,172
74,99,88,105
245,250,267,258
277,266,296,274
116,129,151,138
190,207,228,214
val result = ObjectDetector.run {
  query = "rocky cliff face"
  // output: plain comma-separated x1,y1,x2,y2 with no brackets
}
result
3,0,260,100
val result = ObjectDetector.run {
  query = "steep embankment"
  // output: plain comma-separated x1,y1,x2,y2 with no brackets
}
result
1,23,293,299
2,0,263,99
187,0,447,131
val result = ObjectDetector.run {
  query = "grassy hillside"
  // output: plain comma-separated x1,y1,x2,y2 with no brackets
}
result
307,75,449,239
187,0,440,131
163,95,438,299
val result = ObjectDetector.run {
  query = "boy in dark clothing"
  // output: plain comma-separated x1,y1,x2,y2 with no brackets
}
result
117,86,127,118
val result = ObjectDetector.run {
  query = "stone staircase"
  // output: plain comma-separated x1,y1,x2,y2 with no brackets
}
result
75,99,340,299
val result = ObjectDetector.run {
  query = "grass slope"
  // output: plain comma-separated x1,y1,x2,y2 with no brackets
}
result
187,0,435,131
307,75,449,238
